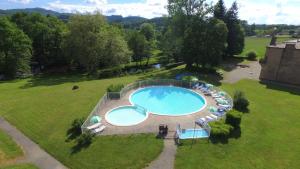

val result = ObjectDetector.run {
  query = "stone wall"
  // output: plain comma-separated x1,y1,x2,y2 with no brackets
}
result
260,43,300,86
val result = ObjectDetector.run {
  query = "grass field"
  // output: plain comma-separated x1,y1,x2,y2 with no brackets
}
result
0,74,163,169
240,37,292,58
175,80,300,169
0,130,23,164
0,164,38,169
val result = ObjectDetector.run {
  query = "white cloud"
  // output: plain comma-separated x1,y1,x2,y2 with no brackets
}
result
45,0,300,24
8,0,32,4
46,0,168,18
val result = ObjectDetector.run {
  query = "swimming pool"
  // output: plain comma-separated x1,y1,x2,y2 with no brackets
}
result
130,86,206,116
178,129,209,139
105,105,148,126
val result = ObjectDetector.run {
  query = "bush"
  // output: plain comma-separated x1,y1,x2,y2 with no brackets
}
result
72,85,79,90
98,66,123,79
210,121,233,138
233,90,249,112
225,110,242,128
71,118,84,134
107,84,124,92
246,51,258,61
77,130,95,147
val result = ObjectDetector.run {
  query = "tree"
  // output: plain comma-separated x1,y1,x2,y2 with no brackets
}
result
63,13,130,72
127,31,149,66
11,13,67,70
140,23,155,41
0,17,32,79
225,2,245,57
214,0,226,21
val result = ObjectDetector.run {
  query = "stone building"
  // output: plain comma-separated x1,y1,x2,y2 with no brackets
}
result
260,39,300,85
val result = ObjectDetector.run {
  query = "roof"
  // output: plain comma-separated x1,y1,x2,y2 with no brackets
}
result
268,39,300,49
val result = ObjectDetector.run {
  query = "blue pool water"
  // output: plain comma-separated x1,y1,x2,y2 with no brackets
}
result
178,129,209,139
130,86,206,116
105,106,148,126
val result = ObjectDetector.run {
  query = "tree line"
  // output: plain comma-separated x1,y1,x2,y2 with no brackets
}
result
161,0,245,69
0,0,245,79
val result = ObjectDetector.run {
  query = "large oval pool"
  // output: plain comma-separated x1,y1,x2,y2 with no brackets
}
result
130,86,206,116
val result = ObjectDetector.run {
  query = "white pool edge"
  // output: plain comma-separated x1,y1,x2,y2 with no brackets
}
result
105,105,149,127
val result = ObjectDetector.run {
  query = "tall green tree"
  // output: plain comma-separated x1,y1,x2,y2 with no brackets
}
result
63,13,129,72
11,13,67,70
214,0,226,21
225,1,245,57
127,31,149,66
140,23,155,41
0,17,32,78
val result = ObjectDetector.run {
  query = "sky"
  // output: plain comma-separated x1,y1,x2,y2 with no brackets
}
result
1,0,300,25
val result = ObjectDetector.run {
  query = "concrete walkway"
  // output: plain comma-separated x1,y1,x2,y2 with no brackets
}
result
145,139,177,169
0,118,68,169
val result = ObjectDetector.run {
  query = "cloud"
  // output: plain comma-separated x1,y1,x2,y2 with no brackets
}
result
45,0,300,24
46,0,168,18
8,0,32,4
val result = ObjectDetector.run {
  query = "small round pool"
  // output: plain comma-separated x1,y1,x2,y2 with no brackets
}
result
105,106,148,126
130,86,206,116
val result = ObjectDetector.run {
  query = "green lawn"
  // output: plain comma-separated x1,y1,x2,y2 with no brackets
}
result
0,73,163,169
175,80,300,169
0,130,23,164
240,37,292,58
0,164,38,169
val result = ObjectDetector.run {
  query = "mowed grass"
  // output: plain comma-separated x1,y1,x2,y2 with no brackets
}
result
0,130,23,164
0,73,163,169
0,164,38,169
240,37,292,58
175,80,300,169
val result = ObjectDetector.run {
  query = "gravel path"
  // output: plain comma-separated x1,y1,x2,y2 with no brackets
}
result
222,61,261,84
0,118,68,169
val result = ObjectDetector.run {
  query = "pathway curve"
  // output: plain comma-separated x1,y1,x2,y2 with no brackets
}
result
145,138,177,169
0,118,68,169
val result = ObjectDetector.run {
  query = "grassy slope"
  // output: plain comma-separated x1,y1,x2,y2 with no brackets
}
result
0,164,38,169
0,130,23,164
0,74,163,169
175,80,300,169
241,37,292,58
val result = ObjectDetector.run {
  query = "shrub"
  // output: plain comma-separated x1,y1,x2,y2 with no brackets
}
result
72,85,79,90
209,121,233,138
71,118,84,134
77,130,95,147
107,84,124,92
233,90,249,112
246,51,258,61
225,110,242,128
98,66,123,79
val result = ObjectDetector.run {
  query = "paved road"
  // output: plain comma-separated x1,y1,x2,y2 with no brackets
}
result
0,118,68,169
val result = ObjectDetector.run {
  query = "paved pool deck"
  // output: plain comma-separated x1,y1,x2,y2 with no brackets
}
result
96,88,218,135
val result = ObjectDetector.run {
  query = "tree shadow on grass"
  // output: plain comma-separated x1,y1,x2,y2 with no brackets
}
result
70,141,92,154
221,57,248,72
139,66,223,86
65,127,81,143
260,81,300,96
20,73,96,89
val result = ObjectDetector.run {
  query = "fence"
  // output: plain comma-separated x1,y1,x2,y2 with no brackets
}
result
81,79,233,132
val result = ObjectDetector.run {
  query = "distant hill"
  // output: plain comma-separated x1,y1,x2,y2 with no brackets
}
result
0,8,164,28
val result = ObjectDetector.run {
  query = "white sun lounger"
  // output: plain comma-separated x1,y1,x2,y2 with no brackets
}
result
205,116,215,122
92,125,106,134
87,122,102,130
209,114,218,119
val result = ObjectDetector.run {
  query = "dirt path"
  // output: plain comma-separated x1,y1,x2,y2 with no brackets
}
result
0,118,68,169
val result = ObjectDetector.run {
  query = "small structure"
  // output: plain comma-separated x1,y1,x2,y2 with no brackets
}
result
260,39,300,86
